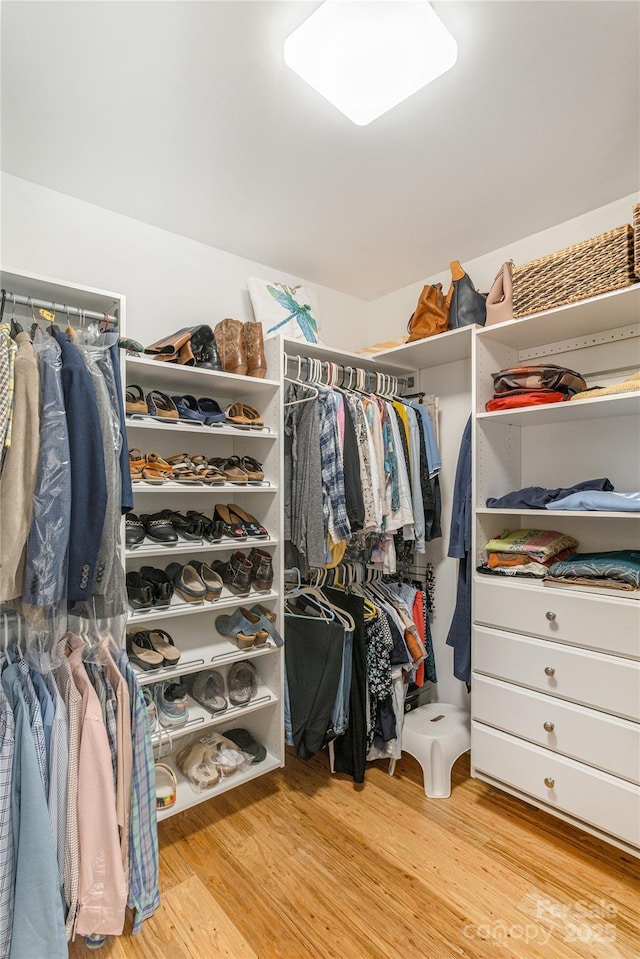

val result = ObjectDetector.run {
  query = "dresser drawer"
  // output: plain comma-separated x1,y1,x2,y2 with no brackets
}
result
473,626,640,721
472,723,640,848
473,674,640,783
474,576,640,659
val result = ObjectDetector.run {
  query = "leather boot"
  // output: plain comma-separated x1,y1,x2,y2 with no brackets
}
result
214,318,247,376
243,321,267,378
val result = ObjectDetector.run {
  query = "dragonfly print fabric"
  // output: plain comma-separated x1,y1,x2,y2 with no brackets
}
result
248,277,320,343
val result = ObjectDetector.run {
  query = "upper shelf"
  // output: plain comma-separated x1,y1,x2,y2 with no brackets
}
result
374,326,473,369
126,354,280,396
280,336,410,374
476,390,640,427
476,284,640,351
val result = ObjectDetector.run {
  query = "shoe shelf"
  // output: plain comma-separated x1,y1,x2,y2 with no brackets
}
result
152,687,277,749
126,536,278,560
156,751,282,822
126,417,278,440
130,481,275,494
127,588,279,625
154,701,283,822
122,334,284,820
126,353,280,395
125,334,285,819
133,639,280,687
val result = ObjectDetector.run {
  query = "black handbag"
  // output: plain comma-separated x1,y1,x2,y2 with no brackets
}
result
447,260,487,329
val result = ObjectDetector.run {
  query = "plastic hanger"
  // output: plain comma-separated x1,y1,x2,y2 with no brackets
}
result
284,354,319,407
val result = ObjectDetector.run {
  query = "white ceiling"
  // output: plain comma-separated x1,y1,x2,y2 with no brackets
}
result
1,1,638,300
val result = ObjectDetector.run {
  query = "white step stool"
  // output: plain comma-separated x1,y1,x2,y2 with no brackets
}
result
390,703,470,798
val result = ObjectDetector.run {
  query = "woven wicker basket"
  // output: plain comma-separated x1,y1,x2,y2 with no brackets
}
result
633,203,640,278
513,224,635,318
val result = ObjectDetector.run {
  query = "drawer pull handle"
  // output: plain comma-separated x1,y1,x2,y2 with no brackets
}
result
544,666,555,677
544,777,555,789
545,611,556,622
543,721,555,732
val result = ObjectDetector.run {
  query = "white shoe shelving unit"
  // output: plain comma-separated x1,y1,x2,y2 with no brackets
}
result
124,337,284,820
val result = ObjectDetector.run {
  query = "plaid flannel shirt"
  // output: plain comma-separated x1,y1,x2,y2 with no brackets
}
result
318,388,351,543
118,651,160,935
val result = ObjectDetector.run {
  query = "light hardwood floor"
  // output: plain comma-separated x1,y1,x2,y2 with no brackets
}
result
69,750,640,959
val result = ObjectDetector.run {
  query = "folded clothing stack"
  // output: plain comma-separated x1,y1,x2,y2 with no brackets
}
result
486,479,640,513
486,364,586,411
477,528,578,579
544,550,640,592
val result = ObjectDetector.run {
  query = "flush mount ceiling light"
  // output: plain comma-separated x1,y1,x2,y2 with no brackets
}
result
284,1,457,126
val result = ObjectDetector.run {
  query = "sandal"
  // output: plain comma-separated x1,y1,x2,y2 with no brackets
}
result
129,448,145,482
146,390,179,421
213,504,248,540
143,451,173,485
171,394,209,424
224,403,264,429
239,404,264,429
197,397,227,426
147,628,181,665
126,631,164,669
190,455,226,485
240,456,265,483
166,453,203,484
227,504,269,538
125,385,148,415
208,456,247,484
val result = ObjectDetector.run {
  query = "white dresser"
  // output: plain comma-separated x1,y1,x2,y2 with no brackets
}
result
471,286,640,854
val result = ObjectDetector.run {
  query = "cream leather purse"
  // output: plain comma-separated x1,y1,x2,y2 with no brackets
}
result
486,261,514,326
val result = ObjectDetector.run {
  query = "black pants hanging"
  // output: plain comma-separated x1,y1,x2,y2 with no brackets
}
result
326,589,367,784
285,615,344,760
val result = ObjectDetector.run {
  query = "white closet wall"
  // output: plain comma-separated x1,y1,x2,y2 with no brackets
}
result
0,173,368,351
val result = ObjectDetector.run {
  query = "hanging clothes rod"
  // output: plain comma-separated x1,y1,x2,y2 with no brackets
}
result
1,289,118,326
284,351,409,395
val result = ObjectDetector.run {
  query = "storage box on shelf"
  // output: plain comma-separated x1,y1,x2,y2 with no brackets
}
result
125,336,284,817
472,285,640,856
512,224,637,318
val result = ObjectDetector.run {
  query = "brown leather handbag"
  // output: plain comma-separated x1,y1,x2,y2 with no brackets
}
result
406,283,449,342
486,261,514,326
145,327,193,357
